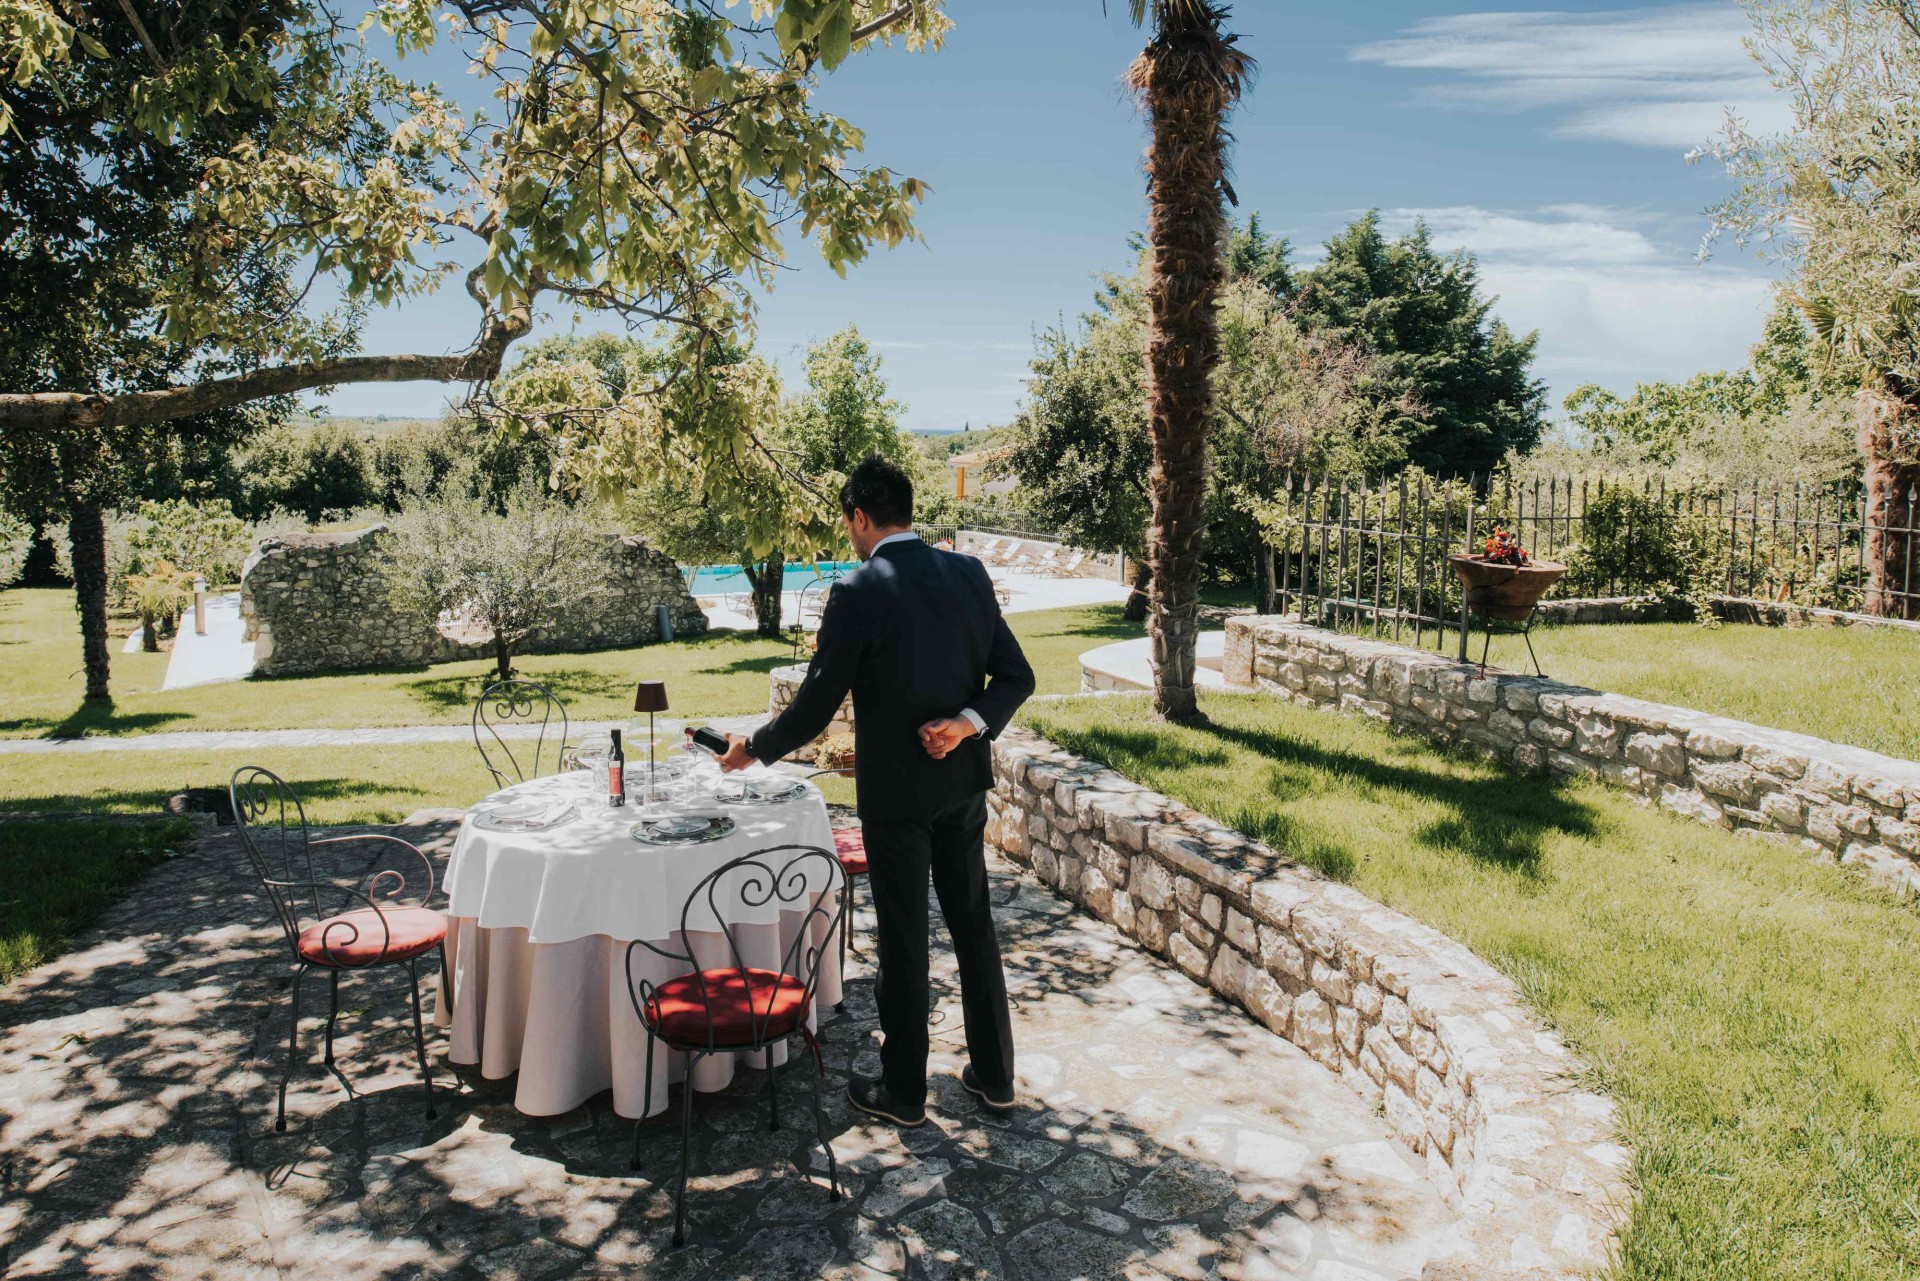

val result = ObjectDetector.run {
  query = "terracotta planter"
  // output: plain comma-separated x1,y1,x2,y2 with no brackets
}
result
1448,554,1567,622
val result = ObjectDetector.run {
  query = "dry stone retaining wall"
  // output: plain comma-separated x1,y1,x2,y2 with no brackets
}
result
988,728,1628,1280
241,526,706,676
1225,617,1920,894
766,663,853,763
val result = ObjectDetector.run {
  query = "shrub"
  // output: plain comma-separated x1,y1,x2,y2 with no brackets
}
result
1563,485,1724,600
125,498,253,587
0,512,29,587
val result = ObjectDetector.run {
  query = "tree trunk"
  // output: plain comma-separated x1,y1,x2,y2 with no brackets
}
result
742,556,786,638
68,502,111,700
1858,391,1920,620
1123,556,1152,623
492,633,515,682
1258,543,1276,614
141,608,159,652
1128,8,1249,721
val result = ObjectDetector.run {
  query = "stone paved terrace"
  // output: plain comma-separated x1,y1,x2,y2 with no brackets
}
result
0,819,1458,1280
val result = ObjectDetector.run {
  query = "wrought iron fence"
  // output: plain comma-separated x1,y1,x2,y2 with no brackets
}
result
1263,470,1919,652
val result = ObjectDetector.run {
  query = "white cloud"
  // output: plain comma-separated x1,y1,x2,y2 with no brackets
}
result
1378,205,1775,399
1380,205,1662,265
1352,5,1792,150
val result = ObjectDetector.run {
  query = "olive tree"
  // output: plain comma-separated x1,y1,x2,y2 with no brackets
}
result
380,471,611,681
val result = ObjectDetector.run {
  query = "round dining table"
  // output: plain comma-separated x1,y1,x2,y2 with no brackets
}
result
433,757,842,1119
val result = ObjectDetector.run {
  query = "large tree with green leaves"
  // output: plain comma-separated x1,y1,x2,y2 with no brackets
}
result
1119,0,1251,721
1287,212,1546,478
0,0,296,699
0,1,946,483
1705,0,1920,617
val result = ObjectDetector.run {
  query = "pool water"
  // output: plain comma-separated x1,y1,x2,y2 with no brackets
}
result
688,562,859,596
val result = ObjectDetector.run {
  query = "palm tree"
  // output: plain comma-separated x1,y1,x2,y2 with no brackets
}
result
1119,1,1252,718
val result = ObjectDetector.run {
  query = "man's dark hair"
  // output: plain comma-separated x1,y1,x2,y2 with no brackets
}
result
838,453,914,528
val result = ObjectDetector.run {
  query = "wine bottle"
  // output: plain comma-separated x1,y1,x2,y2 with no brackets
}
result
608,728,627,807
688,725,731,756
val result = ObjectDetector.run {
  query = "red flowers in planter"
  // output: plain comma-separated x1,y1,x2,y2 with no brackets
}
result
1480,528,1530,566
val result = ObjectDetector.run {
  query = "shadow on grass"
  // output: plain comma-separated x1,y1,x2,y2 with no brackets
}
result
6,703,195,741
400,666,632,714
1,776,419,817
1044,708,1599,880
1017,603,1141,644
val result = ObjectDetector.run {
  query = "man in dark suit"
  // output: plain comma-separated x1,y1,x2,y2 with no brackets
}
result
717,454,1036,1127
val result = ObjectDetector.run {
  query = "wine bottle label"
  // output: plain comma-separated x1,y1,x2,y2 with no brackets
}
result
609,761,625,803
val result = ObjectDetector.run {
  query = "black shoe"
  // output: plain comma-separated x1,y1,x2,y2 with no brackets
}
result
961,1066,1016,1112
847,1077,927,1128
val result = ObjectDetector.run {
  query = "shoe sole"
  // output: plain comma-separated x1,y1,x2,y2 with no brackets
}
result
847,1083,927,1128
962,1074,1017,1112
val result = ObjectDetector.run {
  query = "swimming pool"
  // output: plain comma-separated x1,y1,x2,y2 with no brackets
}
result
687,562,859,596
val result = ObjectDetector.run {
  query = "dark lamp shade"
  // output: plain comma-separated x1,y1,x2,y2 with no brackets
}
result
634,680,670,713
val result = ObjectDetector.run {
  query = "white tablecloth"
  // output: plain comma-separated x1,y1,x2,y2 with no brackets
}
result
436,763,842,1118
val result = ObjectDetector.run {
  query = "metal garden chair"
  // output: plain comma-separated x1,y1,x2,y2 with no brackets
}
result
624,843,847,1247
472,678,571,790
229,766,447,1132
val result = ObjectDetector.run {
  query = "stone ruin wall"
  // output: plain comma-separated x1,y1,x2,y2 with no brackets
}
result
240,526,707,677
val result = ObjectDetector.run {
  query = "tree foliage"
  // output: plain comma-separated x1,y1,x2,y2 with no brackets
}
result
1287,212,1545,476
0,0,950,496
1702,0,1920,614
380,467,610,681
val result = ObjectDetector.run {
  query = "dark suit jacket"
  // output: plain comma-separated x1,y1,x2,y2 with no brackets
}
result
748,537,1036,821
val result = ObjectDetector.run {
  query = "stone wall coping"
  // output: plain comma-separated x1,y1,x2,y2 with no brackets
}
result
990,728,1629,1280
1225,616,1920,893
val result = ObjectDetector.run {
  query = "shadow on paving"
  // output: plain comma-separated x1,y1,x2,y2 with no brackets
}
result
0,819,1452,1281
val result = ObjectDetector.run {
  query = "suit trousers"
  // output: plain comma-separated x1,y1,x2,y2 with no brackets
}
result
859,791,1015,1101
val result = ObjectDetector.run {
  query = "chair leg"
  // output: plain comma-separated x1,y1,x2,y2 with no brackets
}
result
324,970,340,1065
806,1045,841,1201
672,1050,696,1249
631,1033,656,1172
405,958,437,1121
765,1043,780,1132
834,878,852,1013
277,965,306,1133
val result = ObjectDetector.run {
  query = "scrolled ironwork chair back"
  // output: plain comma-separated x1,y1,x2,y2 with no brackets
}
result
473,678,571,789
625,844,846,1052
230,765,323,956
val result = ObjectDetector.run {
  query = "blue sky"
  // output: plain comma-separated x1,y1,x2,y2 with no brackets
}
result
321,1,1789,432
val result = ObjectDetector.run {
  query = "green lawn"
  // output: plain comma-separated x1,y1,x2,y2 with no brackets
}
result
1024,691,1920,1281
0,587,1133,739
0,741,861,824
0,819,195,983
1318,611,1920,762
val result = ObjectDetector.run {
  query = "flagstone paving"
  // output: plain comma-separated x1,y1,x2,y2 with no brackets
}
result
0,817,1453,1280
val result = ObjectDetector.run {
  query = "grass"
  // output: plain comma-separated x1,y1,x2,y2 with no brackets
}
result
1022,691,1920,1280
0,587,1132,739
1311,611,1920,762
0,819,196,983
0,741,861,823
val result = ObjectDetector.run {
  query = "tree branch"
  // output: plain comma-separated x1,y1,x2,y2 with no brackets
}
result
0,304,533,433
852,4,916,42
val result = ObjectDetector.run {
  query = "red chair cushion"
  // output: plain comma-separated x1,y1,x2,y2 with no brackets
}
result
644,967,812,1047
297,906,447,967
832,827,868,876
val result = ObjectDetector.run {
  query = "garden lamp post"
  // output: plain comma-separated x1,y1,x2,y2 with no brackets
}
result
634,680,669,803
192,576,208,636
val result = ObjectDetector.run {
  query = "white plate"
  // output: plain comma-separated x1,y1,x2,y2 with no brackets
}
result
473,800,578,833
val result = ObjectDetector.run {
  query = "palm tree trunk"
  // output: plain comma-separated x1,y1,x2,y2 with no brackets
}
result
68,502,112,700
1858,391,1920,620
1128,4,1249,720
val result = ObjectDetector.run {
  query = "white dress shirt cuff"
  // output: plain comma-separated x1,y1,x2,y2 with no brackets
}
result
958,708,988,738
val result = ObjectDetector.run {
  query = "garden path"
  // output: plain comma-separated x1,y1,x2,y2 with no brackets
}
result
0,715,767,756
0,817,1453,1280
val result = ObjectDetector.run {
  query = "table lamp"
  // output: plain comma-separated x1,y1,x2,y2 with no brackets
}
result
634,680,669,803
